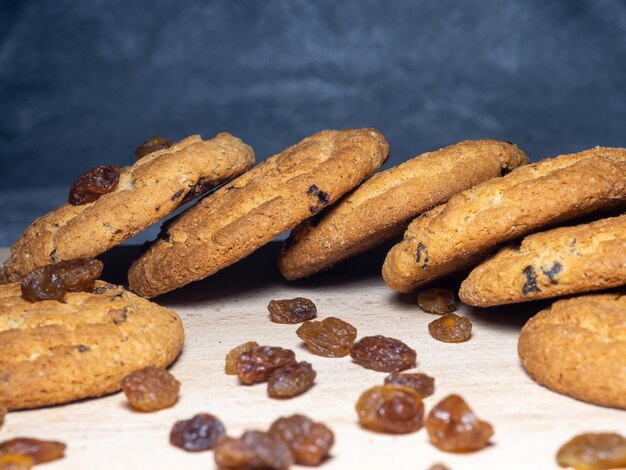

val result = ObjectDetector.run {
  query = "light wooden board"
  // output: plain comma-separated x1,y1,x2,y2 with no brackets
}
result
0,244,624,470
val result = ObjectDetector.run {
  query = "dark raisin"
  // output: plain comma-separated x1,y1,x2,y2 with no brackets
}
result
235,346,296,385
0,438,66,464
556,432,626,469
134,136,173,159
20,266,66,302
542,261,563,284
107,307,128,325
428,313,472,343
356,385,424,434
267,361,316,399
214,431,294,470
51,258,103,292
425,394,493,452
180,177,218,204
269,415,334,466
416,242,429,268
170,413,226,452
225,341,259,375
268,298,317,324
121,366,180,412
350,335,416,372
417,289,456,314
384,372,435,398
68,165,120,205
296,317,357,357
522,265,541,294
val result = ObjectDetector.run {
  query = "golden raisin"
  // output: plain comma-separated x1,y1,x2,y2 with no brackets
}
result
268,297,317,324
425,394,493,452
384,372,435,398
296,317,357,357
0,438,66,464
225,341,259,375
269,414,334,466
556,432,626,469
68,165,119,205
267,362,316,399
356,385,424,434
134,136,173,159
122,366,180,412
428,313,472,343
236,346,296,385
214,431,294,470
0,454,35,470
350,335,416,372
417,288,456,314
170,413,226,452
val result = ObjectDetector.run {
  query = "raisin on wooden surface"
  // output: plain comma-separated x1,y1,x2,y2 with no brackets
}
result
53,258,103,292
0,454,35,469
170,413,226,452
417,289,457,314
236,346,296,385
134,136,173,159
350,335,416,372
267,362,316,399
268,298,317,324
425,394,493,453
296,317,357,357
0,438,66,464
225,341,259,375
68,165,120,205
384,372,435,398
20,267,66,302
428,313,472,343
214,431,294,470
356,385,424,434
122,366,180,412
556,432,626,469
269,414,335,466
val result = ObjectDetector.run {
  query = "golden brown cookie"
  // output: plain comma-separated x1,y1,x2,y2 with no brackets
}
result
0,281,184,410
518,292,626,409
382,147,626,293
129,128,389,297
1,133,254,282
460,215,626,306
279,140,528,280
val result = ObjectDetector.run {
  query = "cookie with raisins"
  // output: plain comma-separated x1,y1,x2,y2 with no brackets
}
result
383,147,626,293
518,292,626,409
460,214,626,306
1,133,254,282
0,281,183,410
129,129,389,297
279,140,528,280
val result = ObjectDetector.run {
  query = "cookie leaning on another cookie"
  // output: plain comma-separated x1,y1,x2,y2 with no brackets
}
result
518,292,626,409
1,133,254,282
0,281,184,410
279,140,528,280
382,147,626,293
129,128,389,298
459,214,626,306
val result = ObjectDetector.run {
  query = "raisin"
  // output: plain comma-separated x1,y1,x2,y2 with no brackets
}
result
170,413,226,452
428,313,472,343
268,298,317,324
556,432,626,469
350,335,416,372
236,346,296,385
356,384,424,434
267,362,316,399
296,317,357,357
269,414,334,466
121,366,180,412
214,431,294,470
225,341,259,375
417,289,456,314
425,394,493,452
384,372,435,398
134,136,173,159
20,266,65,302
68,165,120,205
107,307,128,325
0,438,66,464
427,464,450,470
50,258,103,292
0,454,34,469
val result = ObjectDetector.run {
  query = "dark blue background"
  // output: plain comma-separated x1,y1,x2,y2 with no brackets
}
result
1,0,625,245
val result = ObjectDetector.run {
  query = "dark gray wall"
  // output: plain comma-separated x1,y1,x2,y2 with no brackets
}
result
1,0,625,243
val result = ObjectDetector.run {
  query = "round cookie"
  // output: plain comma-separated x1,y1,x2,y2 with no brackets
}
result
0,281,184,410
129,128,389,297
279,140,528,280
460,214,626,306
518,292,626,409
1,133,254,282
382,147,626,293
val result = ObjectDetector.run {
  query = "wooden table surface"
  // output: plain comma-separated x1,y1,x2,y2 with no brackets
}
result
1,244,624,470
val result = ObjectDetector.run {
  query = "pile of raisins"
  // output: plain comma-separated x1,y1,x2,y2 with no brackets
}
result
21,258,103,302
122,366,180,412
